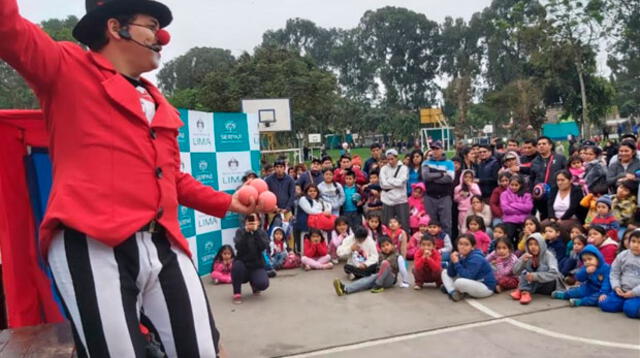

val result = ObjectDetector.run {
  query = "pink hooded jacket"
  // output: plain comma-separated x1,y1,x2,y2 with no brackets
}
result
454,169,481,213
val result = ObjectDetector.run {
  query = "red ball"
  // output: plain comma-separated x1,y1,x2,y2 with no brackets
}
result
249,178,269,194
258,191,277,213
236,185,259,206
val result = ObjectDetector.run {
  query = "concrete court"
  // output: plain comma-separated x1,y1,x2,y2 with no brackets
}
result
204,264,640,358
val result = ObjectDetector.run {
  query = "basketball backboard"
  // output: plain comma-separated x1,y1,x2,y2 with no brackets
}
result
241,98,292,132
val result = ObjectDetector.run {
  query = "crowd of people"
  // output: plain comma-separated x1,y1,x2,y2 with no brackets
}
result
211,136,640,319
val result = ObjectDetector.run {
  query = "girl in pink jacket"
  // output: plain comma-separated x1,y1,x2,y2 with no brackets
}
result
485,238,519,292
211,245,234,284
408,182,429,232
454,170,481,232
499,175,533,243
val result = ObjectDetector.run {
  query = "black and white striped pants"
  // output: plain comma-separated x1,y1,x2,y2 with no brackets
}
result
48,227,220,357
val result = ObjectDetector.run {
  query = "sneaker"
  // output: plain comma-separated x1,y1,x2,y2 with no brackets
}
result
333,279,345,296
371,286,385,293
551,290,565,300
510,289,522,301
569,298,581,307
519,291,532,305
450,290,464,302
232,294,242,304
267,270,277,278
413,284,423,290
331,258,339,265
347,273,356,281
440,285,448,295
399,281,410,288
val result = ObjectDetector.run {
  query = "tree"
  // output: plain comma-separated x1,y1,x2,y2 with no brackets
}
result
546,0,608,128
196,47,340,139
157,47,235,95
0,15,79,109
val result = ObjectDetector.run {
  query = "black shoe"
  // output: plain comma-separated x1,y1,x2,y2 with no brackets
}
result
440,285,448,295
267,270,277,278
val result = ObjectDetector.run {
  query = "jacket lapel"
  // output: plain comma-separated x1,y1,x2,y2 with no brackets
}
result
143,81,183,130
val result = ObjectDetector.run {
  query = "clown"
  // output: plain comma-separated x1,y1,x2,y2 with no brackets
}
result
0,0,259,356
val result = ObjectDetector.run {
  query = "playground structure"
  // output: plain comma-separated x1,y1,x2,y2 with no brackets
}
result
419,108,454,152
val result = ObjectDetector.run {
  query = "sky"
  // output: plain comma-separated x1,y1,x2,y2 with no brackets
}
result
16,0,493,84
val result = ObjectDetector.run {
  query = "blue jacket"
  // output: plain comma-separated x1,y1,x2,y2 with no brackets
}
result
477,157,500,198
577,244,611,295
547,239,567,263
265,173,296,211
447,249,496,291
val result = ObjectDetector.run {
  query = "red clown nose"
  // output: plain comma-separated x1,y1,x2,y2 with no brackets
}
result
156,29,171,46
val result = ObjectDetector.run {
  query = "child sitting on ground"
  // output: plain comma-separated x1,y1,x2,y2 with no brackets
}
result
580,184,608,226
466,215,491,254
511,233,564,305
408,182,429,233
441,233,496,301
413,235,443,289
587,225,619,265
302,229,333,270
269,227,288,270
407,216,430,260
599,230,640,318
337,226,379,279
489,223,509,253
329,217,353,264
486,238,519,292
211,245,234,284
365,213,388,243
333,236,399,295
552,244,610,307
612,180,638,229
543,221,567,263
560,234,587,285
426,220,453,267
590,196,620,240
516,216,542,255
386,217,411,287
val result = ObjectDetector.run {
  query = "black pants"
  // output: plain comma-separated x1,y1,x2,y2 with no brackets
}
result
231,260,269,295
503,222,522,248
344,263,378,279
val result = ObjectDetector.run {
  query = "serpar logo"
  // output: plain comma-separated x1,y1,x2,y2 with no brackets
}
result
199,160,208,172
204,241,214,252
225,121,237,132
180,206,188,216
178,131,185,141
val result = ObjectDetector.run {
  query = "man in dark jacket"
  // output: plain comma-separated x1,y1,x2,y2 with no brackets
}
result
477,145,500,199
297,158,323,190
265,160,296,215
530,136,567,218
421,141,455,236
363,143,383,175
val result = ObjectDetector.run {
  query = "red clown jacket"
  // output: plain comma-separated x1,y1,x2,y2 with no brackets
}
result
0,0,232,256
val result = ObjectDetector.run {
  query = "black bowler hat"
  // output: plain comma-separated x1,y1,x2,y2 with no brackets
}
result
73,0,173,46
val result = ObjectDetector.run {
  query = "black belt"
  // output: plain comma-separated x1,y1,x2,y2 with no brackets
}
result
140,220,164,234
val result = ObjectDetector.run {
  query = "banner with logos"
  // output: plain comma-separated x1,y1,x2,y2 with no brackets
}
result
177,109,261,275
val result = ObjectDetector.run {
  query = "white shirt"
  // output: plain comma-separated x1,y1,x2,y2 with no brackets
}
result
553,192,571,219
380,163,409,206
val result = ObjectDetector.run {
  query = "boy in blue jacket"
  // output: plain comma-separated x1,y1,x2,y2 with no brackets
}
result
551,244,610,307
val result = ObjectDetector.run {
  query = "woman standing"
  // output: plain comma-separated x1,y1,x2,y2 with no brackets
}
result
607,140,640,191
318,169,345,216
406,149,424,195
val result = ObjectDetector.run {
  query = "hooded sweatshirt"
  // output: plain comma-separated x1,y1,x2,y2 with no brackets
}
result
265,172,296,211
269,227,288,255
512,233,563,284
575,244,611,296
454,169,482,214
447,248,497,291
607,249,640,296
408,182,427,215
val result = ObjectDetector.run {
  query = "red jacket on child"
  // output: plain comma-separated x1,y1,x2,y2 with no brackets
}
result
304,239,329,258
414,248,442,273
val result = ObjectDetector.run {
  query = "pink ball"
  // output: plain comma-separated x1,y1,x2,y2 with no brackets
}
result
258,191,277,213
249,178,269,194
237,185,259,206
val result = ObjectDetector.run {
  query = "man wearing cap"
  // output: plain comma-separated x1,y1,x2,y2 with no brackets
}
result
0,0,255,356
421,141,455,236
380,149,410,231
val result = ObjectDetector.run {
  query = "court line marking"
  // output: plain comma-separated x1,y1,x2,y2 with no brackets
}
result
278,319,504,357
466,298,640,351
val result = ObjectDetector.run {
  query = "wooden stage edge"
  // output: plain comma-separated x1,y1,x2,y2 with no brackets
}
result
0,322,75,357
